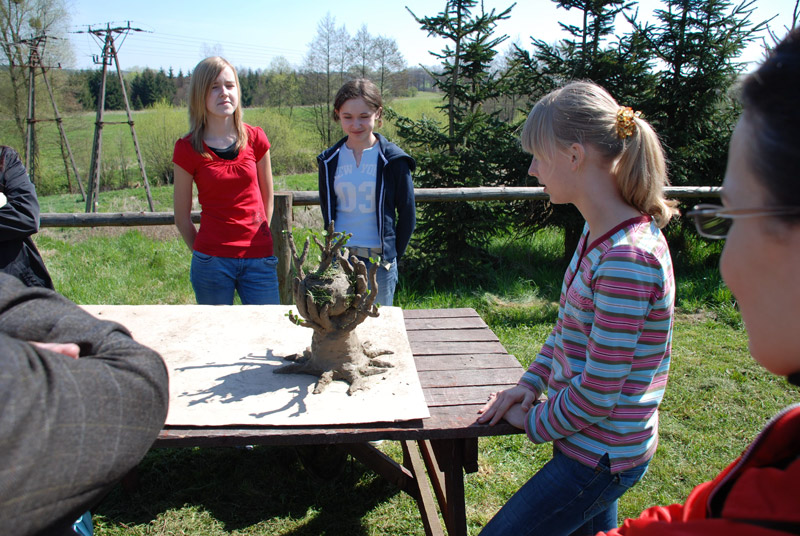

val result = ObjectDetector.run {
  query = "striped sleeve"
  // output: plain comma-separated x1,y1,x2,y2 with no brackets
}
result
519,327,557,398
526,246,664,443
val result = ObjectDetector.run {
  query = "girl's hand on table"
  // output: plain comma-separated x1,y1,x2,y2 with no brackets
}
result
477,385,535,428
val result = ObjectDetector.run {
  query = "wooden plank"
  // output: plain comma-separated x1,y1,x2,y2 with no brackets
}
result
402,308,479,320
401,441,446,536
418,368,521,389
433,438,468,536
154,404,525,447
424,385,512,407
342,443,416,495
409,340,507,356
409,328,498,343
405,316,487,331
414,353,522,372
419,440,447,517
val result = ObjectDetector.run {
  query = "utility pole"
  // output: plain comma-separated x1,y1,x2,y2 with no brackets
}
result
10,34,85,197
77,22,154,213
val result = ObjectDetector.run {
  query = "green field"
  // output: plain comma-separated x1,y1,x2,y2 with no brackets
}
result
1,91,445,196
28,188,798,534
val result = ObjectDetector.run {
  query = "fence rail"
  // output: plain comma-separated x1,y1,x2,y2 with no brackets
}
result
39,186,720,228
38,185,722,305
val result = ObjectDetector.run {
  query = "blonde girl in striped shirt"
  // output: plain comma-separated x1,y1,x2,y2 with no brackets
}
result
478,81,679,536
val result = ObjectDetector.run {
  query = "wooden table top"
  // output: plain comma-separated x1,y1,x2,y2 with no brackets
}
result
156,307,525,447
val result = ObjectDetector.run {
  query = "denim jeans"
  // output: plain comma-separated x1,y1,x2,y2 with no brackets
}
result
190,252,280,305
479,450,649,536
356,256,398,306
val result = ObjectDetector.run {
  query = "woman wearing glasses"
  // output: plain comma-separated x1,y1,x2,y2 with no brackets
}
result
601,28,800,535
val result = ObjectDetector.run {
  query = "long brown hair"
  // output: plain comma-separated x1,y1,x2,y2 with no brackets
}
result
187,56,247,158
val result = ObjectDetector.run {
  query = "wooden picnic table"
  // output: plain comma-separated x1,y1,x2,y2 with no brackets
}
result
154,307,525,536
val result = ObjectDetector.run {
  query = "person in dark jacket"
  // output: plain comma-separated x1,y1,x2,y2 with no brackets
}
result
318,78,416,306
0,273,169,535
0,145,53,289
598,27,800,536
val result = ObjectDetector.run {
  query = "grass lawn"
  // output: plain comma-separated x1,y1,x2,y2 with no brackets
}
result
30,192,799,534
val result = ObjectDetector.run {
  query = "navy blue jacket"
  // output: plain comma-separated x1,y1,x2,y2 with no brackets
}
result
318,133,416,262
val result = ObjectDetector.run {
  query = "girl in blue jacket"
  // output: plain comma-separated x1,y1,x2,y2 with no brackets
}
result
318,79,416,306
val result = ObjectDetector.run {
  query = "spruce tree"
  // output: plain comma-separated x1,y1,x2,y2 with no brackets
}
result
395,0,529,285
627,0,767,188
507,0,653,259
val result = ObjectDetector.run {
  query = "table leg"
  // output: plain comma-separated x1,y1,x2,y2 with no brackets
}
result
421,438,478,536
342,442,444,536
402,441,445,536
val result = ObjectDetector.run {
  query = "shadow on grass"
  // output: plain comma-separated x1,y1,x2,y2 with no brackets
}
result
96,445,401,534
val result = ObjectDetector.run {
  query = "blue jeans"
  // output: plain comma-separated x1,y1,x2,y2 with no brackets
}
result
356,256,398,306
480,450,649,536
190,252,280,305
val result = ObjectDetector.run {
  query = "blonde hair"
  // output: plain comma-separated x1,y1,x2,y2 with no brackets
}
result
187,56,247,158
521,81,678,228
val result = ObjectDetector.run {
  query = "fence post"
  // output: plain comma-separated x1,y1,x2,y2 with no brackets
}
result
271,192,294,305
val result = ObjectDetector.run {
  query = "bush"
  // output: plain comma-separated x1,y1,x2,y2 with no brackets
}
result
136,100,187,185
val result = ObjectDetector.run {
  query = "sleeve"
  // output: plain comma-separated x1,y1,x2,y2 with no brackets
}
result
518,327,558,399
248,125,270,161
318,152,335,226
525,246,662,443
393,156,416,259
0,273,169,533
172,136,198,175
0,147,40,242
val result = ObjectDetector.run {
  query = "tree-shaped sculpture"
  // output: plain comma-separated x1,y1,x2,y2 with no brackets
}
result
275,221,393,394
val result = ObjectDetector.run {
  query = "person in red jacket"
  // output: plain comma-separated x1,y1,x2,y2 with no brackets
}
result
601,27,800,536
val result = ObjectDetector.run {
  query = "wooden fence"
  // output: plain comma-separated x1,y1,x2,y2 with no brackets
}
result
39,186,721,304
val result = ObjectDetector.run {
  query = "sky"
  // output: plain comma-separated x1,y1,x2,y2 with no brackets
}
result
65,0,797,75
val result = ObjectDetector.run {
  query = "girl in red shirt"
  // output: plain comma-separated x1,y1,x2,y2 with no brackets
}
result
172,56,279,305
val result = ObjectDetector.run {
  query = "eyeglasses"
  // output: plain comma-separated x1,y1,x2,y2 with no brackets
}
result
687,204,800,239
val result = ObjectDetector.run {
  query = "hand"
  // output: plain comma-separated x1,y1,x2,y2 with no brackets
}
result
30,341,81,359
477,385,536,427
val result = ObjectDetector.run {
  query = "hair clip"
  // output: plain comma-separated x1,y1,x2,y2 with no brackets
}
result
616,106,642,139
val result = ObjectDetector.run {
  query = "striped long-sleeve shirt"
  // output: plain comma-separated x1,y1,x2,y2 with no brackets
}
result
520,215,675,473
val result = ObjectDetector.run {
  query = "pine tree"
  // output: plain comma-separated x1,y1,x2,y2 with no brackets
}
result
395,0,529,285
627,0,767,187
507,0,654,259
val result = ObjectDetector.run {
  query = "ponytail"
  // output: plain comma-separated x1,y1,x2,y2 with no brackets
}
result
614,116,679,228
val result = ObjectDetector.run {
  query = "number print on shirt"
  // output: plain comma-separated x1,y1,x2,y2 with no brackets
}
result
335,181,376,213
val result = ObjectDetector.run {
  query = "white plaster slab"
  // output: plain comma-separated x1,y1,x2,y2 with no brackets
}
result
80,305,430,426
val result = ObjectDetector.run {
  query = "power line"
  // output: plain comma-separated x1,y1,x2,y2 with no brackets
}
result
68,25,306,71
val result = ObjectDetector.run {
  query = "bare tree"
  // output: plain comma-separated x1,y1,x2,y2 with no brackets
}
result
303,13,349,147
0,0,71,148
373,35,406,95
351,24,374,77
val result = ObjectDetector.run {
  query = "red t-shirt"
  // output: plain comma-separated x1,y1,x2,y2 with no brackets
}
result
172,124,273,258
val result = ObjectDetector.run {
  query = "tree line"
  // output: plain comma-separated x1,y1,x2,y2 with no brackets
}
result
63,61,432,114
